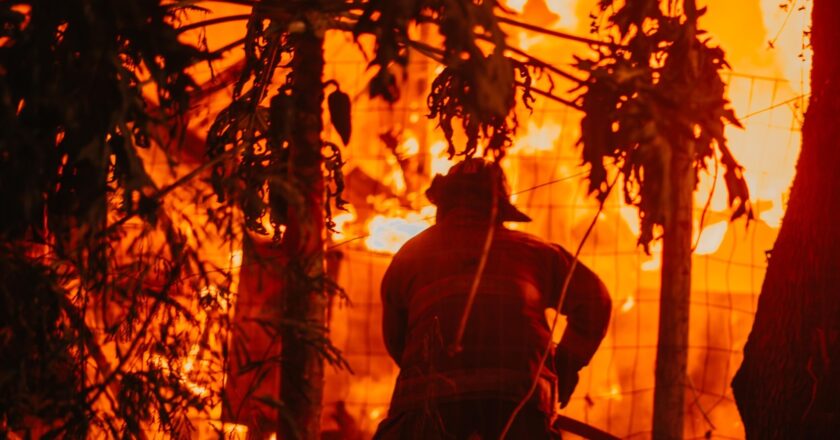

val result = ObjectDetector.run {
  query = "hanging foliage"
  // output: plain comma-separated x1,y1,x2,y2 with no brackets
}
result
356,0,535,159
576,0,753,251
207,11,352,242
428,54,534,158
326,82,352,146
0,0,611,436
207,0,547,246
0,1,235,437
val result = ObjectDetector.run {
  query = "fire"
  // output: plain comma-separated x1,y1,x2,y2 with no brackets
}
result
331,210,358,241
544,308,567,344
400,136,421,157
694,220,729,256
620,295,636,313
509,120,563,155
608,384,623,401
364,206,436,254
369,407,385,420
544,0,579,29
504,0,528,14
319,1,810,438
384,155,408,194
641,241,663,272
148,347,209,398
360,119,568,256
429,140,457,176
230,249,243,269
759,0,812,94
208,422,249,439
518,33,545,51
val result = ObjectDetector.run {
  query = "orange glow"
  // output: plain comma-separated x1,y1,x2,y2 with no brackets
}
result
608,383,623,401
429,140,457,176
400,136,421,157
322,1,808,437
208,422,249,439
504,0,528,14
364,206,435,254
124,1,814,438
508,120,563,154
641,241,663,272
620,295,636,313
331,210,358,241
545,0,579,29
518,32,545,51
694,220,729,256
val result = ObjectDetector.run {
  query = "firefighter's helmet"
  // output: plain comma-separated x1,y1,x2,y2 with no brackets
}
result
425,158,531,222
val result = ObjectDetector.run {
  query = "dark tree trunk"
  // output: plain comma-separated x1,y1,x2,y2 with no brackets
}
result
732,1,840,437
280,29,327,440
653,143,695,440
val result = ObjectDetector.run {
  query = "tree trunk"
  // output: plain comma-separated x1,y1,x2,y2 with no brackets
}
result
280,29,327,440
731,1,840,437
652,144,695,440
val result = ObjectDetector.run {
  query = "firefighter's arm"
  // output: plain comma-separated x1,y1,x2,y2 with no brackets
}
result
554,247,612,367
380,259,408,366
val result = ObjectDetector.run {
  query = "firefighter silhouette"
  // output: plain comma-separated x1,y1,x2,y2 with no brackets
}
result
373,158,612,439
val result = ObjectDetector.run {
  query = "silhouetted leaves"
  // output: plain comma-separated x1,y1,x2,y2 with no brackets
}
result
0,0,585,436
356,0,533,159
0,1,226,437
577,0,753,251
328,87,352,146
0,245,84,435
428,54,533,158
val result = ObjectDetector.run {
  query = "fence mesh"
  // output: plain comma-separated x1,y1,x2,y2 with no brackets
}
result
317,52,804,439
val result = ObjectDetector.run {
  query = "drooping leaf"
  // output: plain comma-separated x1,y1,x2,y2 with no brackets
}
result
576,0,752,251
327,88,352,145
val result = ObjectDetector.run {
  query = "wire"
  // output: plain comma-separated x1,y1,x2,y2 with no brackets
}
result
738,93,809,121
326,169,590,251
692,155,719,253
767,0,799,50
499,172,620,440
511,170,590,196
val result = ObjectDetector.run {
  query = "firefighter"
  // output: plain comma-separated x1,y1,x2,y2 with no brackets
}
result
373,158,612,439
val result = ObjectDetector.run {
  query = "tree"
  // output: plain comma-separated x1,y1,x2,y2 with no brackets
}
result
576,1,751,438
1,0,580,437
0,1,227,437
732,1,840,437
1,0,753,438
198,1,558,438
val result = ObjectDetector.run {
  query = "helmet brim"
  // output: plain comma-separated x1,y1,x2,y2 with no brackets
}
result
499,200,532,222
426,174,532,223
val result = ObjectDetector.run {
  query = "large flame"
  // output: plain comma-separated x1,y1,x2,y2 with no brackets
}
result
364,207,436,254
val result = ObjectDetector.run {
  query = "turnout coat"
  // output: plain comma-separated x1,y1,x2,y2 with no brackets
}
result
380,208,612,416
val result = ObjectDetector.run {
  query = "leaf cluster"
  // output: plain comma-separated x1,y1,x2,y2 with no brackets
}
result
207,0,543,247
0,0,205,245
0,245,87,437
0,1,233,437
577,0,753,250
356,0,534,159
